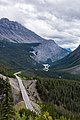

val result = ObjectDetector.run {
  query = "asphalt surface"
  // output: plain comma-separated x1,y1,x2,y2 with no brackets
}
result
14,72,35,112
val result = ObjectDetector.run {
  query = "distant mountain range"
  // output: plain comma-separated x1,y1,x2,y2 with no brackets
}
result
0,18,70,65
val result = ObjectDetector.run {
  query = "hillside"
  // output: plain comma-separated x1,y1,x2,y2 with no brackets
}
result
0,41,42,75
50,45,80,73
36,77,80,120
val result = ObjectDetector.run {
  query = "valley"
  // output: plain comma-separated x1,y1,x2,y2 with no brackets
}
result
0,18,80,120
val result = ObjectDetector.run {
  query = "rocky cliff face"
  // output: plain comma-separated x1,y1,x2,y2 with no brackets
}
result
0,18,44,43
31,40,70,63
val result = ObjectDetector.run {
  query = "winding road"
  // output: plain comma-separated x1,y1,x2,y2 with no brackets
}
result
14,72,35,112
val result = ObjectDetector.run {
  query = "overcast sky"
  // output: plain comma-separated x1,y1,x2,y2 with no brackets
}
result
0,0,80,50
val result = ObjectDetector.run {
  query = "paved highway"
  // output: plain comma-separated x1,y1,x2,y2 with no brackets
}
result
14,72,35,112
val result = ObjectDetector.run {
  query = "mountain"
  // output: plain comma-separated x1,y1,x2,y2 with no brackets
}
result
51,45,80,74
31,40,70,63
0,18,70,65
0,18,45,43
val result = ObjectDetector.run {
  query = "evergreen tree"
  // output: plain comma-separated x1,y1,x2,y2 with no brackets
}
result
1,78,15,120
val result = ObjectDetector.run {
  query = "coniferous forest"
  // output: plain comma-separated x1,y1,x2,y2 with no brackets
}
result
36,78,80,120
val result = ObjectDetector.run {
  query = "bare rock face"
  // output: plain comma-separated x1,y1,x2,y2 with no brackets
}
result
0,18,44,43
31,40,70,63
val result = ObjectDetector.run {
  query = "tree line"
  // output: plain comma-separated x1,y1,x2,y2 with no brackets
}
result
36,77,80,120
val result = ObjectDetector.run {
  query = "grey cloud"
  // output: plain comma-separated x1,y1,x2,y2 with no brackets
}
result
44,0,80,21
0,0,80,49
0,1,8,6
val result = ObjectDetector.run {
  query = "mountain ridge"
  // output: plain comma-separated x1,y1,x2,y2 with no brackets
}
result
0,18,45,43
